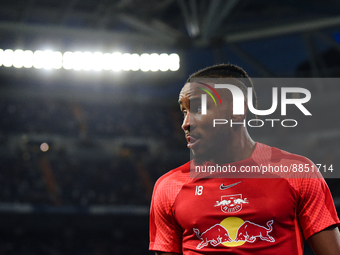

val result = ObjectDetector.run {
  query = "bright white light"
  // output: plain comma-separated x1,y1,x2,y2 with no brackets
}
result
130,53,139,71
63,51,73,70
150,53,160,72
122,53,131,71
0,49,180,72
43,50,54,69
23,50,34,68
13,50,24,68
73,51,83,70
33,50,44,69
82,52,93,71
169,53,180,71
102,53,113,70
3,49,14,67
92,52,103,71
159,54,169,71
112,52,122,71
51,51,62,69
140,53,151,72
42,50,62,70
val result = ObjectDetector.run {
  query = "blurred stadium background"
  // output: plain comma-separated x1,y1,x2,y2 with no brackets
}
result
0,0,340,254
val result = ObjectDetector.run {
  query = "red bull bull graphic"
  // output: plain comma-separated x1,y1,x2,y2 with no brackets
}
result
193,224,232,249
215,194,248,213
234,220,275,243
193,217,275,249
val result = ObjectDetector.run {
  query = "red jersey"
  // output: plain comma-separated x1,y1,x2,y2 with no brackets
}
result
149,143,340,254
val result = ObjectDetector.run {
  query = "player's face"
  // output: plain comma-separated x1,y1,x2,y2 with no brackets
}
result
179,82,234,161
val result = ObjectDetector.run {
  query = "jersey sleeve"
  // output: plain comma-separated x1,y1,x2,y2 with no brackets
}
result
149,175,183,253
297,172,340,240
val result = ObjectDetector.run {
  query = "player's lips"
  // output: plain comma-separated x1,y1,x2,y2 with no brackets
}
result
186,135,201,149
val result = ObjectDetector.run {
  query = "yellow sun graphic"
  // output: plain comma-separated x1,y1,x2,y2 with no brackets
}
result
220,217,246,247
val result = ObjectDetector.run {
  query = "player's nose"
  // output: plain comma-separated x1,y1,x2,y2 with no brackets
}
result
181,111,195,132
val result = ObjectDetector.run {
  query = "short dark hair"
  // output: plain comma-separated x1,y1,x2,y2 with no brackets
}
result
186,63,258,114
186,63,250,82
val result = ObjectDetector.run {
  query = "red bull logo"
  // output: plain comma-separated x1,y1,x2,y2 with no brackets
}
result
234,220,275,243
193,217,275,249
215,194,248,213
193,224,232,249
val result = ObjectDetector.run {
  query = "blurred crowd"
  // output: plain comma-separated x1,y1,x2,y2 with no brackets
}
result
0,231,150,255
0,144,186,206
0,95,339,206
0,98,180,139
0,97,186,206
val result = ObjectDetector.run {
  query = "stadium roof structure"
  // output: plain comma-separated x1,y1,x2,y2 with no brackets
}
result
1,0,340,77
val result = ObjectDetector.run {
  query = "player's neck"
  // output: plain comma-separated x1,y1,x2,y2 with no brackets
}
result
210,129,256,164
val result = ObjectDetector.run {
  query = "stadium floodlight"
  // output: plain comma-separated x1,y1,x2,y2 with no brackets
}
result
169,53,180,71
73,51,83,70
130,53,140,71
82,52,93,71
62,51,73,70
23,50,34,68
0,49,3,66
150,53,160,72
112,52,122,72
159,53,170,71
0,49,180,72
92,52,103,71
140,53,151,72
3,49,14,67
33,50,44,69
102,53,113,70
122,53,132,71
43,50,62,70
13,50,25,68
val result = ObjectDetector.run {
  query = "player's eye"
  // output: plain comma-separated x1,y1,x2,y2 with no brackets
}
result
192,106,201,115
190,102,201,114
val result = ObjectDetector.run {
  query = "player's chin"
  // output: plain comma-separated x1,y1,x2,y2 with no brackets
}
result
192,150,212,164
